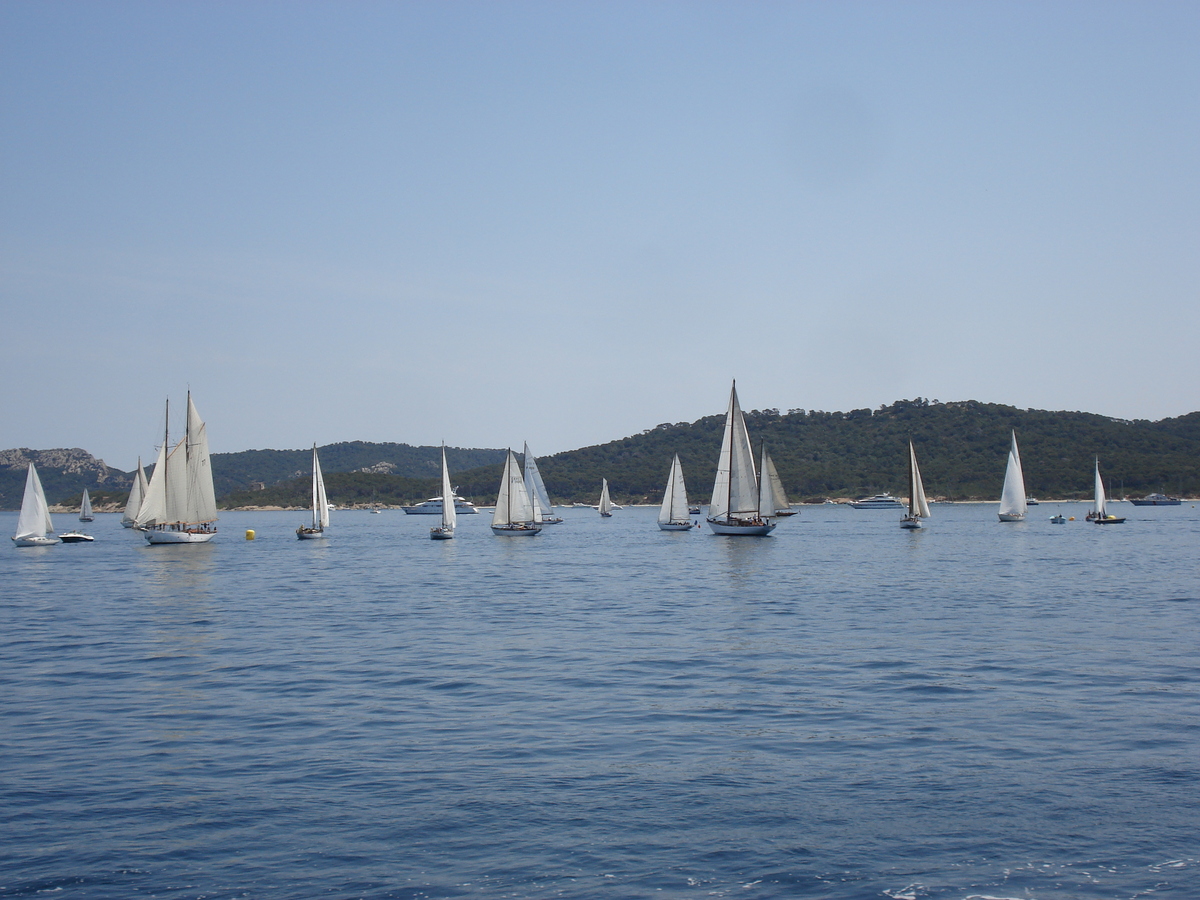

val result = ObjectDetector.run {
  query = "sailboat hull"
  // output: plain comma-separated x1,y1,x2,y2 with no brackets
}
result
12,535,59,547
491,524,541,536
900,516,924,529
430,527,455,540
1094,516,1126,525
145,527,216,544
296,527,326,540
998,513,1025,522
658,521,693,531
707,517,775,536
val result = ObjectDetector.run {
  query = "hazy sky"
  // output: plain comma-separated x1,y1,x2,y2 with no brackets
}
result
2,1,1197,470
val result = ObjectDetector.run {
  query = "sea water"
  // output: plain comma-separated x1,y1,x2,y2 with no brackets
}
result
1,503,1197,899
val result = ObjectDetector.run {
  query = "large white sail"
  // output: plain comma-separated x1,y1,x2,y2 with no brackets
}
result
14,463,55,541
122,458,147,526
764,452,790,514
908,442,931,519
493,450,533,527
598,478,613,515
1094,459,1107,518
80,489,93,521
523,443,553,515
658,454,690,525
709,382,759,519
164,437,190,523
185,394,218,524
758,448,779,519
440,446,456,531
136,440,169,527
312,445,330,529
998,431,1026,518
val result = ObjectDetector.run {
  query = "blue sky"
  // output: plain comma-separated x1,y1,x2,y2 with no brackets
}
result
2,1,1197,470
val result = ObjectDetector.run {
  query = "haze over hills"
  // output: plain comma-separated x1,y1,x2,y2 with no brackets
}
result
9,399,1196,511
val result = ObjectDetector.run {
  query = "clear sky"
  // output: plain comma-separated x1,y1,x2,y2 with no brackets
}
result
2,1,1197,471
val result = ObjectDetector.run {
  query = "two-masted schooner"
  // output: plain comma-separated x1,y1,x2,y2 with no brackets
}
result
134,394,218,544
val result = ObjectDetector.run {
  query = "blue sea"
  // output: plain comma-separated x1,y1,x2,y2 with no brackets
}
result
2,502,1197,899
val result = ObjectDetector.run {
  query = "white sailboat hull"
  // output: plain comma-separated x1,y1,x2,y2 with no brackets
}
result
998,512,1025,522
491,524,541,536
430,527,455,540
707,517,775,536
145,527,216,544
12,535,59,547
900,516,924,529
296,527,326,540
658,521,693,531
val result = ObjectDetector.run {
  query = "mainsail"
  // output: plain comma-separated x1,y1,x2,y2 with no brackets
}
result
523,443,553,516
998,431,1027,518
658,454,690,525
908,442,931,519
311,445,330,530
14,463,55,541
440,446,456,532
122,458,147,527
493,450,534,527
1094,459,1107,518
764,451,790,514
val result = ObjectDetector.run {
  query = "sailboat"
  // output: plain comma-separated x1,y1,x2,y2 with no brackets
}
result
62,485,96,541
998,430,1027,522
900,441,931,529
491,449,541,535
597,478,613,517
763,452,796,516
657,454,693,530
523,443,562,524
134,394,218,544
1090,459,1126,524
430,445,456,540
121,459,148,528
296,444,330,539
11,462,59,546
706,381,776,536
79,488,95,522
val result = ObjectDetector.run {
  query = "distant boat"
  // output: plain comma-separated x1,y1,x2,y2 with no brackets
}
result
706,381,776,536
850,494,904,509
79,488,94,522
11,462,59,547
523,443,562,524
401,494,480,514
59,532,94,543
121,458,148,528
763,450,797,516
900,442,931,529
998,430,1027,522
430,445,456,540
1026,497,1040,506
1050,513,1066,524
1129,493,1181,506
135,394,218,544
597,478,614,517
296,444,330,540
491,450,540,536
1090,459,1126,524
369,490,382,513
657,454,693,531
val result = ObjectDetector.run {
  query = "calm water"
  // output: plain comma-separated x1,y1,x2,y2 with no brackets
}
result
2,503,1197,899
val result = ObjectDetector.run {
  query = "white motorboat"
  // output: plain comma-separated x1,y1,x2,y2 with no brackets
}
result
998,430,1027,522
657,454,694,531
297,444,330,539
11,462,59,547
402,495,480,514
430,445,456,540
850,494,904,509
491,449,541,536
135,395,218,544
900,441,931,529
706,381,776,536
59,532,95,543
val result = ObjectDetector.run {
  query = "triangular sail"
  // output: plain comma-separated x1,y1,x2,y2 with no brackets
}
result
598,479,612,515
1094,459,1107,518
440,445,456,530
758,447,779,519
492,450,533,527
80,489,93,521
312,445,330,529
523,443,553,516
122,459,147,526
136,440,170,527
185,394,218,524
658,454,690,524
909,442,931,518
709,381,759,519
14,463,54,540
765,452,790,513
998,430,1026,517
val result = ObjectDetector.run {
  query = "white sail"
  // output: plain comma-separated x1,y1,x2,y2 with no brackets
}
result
709,381,759,520
758,447,779,519
122,458,147,526
440,446,456,531
14,463,55,541
998,430,1026,518
764,452,790,514
523,443,553,515
493,450,534,527
1094,459,1107,518
136,439,170,527
598,478,613,515
80,489,93,521
658,454,690,524
908,442,931,519
312,445,330,529
164,437,190,523
185,394,218,524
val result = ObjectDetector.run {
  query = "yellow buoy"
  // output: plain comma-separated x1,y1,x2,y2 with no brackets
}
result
1068,517,1075,521
245,529,256,540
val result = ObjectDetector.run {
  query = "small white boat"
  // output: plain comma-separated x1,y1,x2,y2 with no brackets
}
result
297,444,330,539
121,458,148,528
657,454,694,531
59,531,95,543
430,445,457,540
12,463,59,547
598,478,614,517
850,494,904,509
524,443,562,524
998,430,1027,522
900,442,931,529
491,450,541,536
1050,513,1066,524
401,495,480,514
706,381,776,536
1090,459,1126,525
79,488,94,522
135,395,218,544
